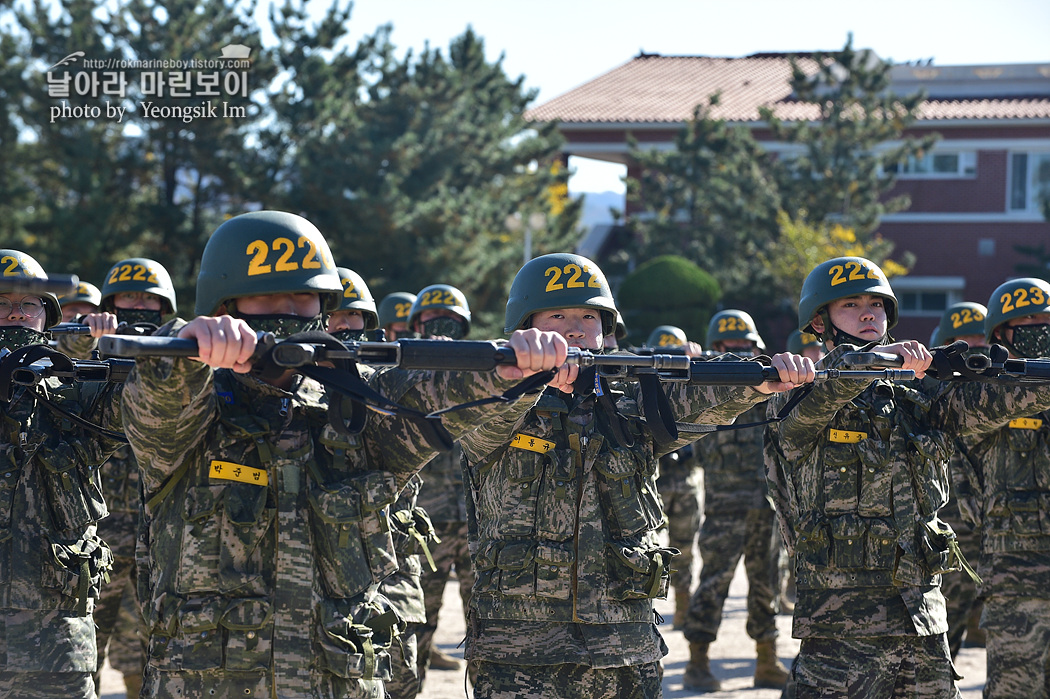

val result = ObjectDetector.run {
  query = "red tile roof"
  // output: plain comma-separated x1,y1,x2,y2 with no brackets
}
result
526,54,1050,124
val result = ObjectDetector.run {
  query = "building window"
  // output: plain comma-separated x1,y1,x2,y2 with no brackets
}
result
899,291,948,315
887,151,976,178
891,276,964,318
1009,152,1050,212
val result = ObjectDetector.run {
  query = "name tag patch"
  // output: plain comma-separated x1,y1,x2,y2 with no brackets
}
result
510,433,555,454
209,460,268,486
829,429,867,444
1008,418,1043,430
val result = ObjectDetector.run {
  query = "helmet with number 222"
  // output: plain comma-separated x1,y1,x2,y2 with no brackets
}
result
798,256,897,336
504,253,617,335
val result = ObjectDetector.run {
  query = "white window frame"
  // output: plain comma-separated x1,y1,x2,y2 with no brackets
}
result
891,276,965,318
891,150,977,179
1007,150,1050,213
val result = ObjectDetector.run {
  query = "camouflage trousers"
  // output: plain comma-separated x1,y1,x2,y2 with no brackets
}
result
784,634,961,699
383,629,419,699
141,667,384,699
472,660,661,699
417,520,472,688
682,506,779,644
982,595,1050,698
661,485,702,592
93,554,147,689
940,525,981,658
0,670,95,699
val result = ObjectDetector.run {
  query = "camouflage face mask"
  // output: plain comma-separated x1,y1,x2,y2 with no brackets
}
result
0,326,50,352
420,317,467,340
330,328,369,343
1009,323,1050,358
116,308,164,328
236,314,325,339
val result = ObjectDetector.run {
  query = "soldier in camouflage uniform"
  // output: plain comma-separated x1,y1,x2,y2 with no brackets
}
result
65,258,177,699
953,279,1050,697
57,282,102,323
0,250,123,699
327,267,431,699
767,257,1050,699
682,310,790,692
408,284,474,684
931,303,989,658
643,325,705,629
378,292,417,341
119,212,569,699
459,253,814,699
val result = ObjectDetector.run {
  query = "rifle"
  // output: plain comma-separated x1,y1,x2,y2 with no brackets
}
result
853,341,1050,383
5,273,80,295
50,322,93,335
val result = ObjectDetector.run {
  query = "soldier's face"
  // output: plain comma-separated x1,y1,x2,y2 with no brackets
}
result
384,321,409,340
61,301,98,322
530,307,603,350
113,291,163,311
328,309,365,332
823,294,888,342
235,292,321,317
0,294,47,331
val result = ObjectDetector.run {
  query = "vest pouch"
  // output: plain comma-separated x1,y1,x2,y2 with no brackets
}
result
534,541,575,600
318,598,397,681
865,518,899,570
594,448,652,538
172,596,223,671
472,540,500,596
221,598,274,671
829,514,867,569
308,481,371,598
855,439,893,517
536,450,578,541
908,432,952,516
919,519,957,576
38,443,108,532
984,492,1011,535
177,485,225,593
41,531,114,613
607,542,677,601
219,484,275,593
490,449,541,537
495,540,537,597
353,472,399,589
1004,423,1040,490
1008,491,1043,537
794,510,830,569
821,443,860,515
0,464,15,545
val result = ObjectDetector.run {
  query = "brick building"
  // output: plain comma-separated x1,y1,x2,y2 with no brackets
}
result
525,52,1050,343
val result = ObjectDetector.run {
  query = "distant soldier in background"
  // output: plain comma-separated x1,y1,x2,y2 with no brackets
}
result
682,309,790,692
603,311,628,350
78,258,178,699
932,302,989,658
378,292,418,341
408,284,475,685
644,325,705,628
58,281,102,323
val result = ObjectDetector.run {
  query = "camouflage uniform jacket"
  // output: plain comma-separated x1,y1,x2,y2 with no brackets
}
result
460,369,768,665
693,403,768,513
946,402,1050,597
121,331,542,698
769,344,1050,640
415,444,466,524
0,377,122,672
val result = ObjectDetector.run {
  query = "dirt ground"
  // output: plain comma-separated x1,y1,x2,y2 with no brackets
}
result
99,559,986,698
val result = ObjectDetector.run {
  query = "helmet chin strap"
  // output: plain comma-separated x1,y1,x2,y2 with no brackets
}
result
816,309,887,347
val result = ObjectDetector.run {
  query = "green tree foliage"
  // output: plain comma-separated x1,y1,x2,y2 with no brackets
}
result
616,255,721,346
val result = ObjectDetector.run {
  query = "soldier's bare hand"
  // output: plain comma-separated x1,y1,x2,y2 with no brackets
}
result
82,312,119,338
499,329,569,382
178,316,256,373
755,352,816,394
880,340,932,378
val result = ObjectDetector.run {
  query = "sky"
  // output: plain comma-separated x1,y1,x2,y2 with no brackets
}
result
289,0,1050,194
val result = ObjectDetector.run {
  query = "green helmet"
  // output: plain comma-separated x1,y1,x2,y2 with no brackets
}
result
334,267,378,329
100,258,176,315
707,309,765,351
504,252,617,334
408,284,471,333
798,257,897,337
613,311,628,340
645,325,688,348
787,329,822,354
985,277,1050,342
195,211,342,316
0,249,61,328
58,281,102,308
937,302,988,344
378,292,416,328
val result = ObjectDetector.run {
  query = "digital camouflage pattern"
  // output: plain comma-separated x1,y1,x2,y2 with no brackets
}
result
684,403,780,645
655,444,702,594
939,448,982,658
121,320,545,699
767,343,1050,695
0,376,123,698
472,659,662,699
415,445,472,689
459,363,770,688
